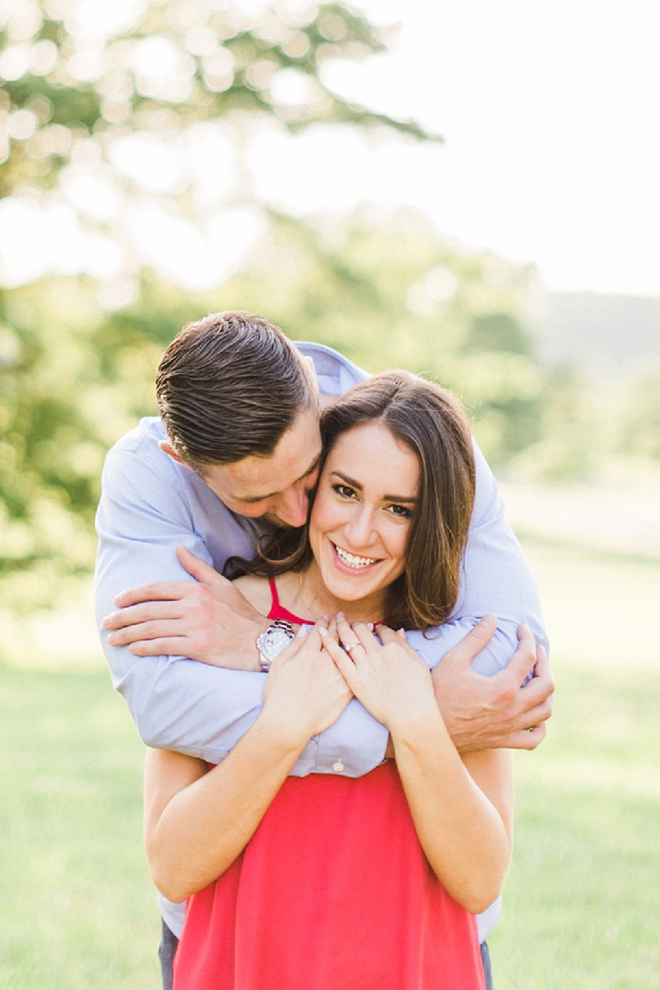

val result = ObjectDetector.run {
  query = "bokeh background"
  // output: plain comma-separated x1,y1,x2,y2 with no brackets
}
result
1,1,658,987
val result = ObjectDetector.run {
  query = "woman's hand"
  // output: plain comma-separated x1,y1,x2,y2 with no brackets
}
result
321,616,437,735
262,621,353,746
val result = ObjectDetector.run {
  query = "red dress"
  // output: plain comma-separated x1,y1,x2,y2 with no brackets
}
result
173,582,486,990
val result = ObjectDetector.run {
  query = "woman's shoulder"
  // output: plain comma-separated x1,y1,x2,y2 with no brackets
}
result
233,573,273,616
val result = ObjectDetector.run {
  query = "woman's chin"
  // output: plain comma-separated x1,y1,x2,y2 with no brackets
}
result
321,566,385,607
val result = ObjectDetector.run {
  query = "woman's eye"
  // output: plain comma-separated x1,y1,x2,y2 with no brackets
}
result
333,484,357,499
387,503,413,519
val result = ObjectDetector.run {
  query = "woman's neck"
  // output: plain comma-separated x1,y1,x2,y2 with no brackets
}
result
279,562,386,625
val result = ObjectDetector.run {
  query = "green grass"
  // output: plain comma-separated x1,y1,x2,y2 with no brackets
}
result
490,661,660,989
0,668,159,990
1,660,658,989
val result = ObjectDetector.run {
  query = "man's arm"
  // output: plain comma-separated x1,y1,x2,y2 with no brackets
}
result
95,424,390,775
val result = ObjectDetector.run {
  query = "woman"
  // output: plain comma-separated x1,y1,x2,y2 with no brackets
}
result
144,371,514,990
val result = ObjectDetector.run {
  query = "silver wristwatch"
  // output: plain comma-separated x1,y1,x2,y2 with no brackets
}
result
256,619,295,672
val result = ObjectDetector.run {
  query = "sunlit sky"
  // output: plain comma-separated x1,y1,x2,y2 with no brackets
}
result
1,0,659,299
276,0,660,297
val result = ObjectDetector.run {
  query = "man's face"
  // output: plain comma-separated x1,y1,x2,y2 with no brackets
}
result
200,407,322,528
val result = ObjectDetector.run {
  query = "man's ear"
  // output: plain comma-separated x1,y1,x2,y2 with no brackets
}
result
159,440,187,465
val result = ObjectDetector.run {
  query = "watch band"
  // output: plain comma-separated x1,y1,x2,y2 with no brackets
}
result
256,619,295,672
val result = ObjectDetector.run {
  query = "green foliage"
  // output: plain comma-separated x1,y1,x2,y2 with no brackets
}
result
0,0,615,614
0,274,179,607
0,0,437,611
615,372,660,459
1,0,436,198
509,364,601,482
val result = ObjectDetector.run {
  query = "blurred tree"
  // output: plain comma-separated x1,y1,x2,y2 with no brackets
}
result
0,0,440,613
0,1,606,622
508,364,601,481
615,372,660,460
1,0,434,198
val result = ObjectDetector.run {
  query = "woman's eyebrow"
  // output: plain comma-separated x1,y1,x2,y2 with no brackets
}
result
332,471,418,503
332,470,363,490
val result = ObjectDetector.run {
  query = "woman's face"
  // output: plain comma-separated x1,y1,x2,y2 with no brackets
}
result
308,421,420,608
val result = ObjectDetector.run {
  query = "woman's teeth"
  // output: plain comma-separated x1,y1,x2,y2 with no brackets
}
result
334,544,379,569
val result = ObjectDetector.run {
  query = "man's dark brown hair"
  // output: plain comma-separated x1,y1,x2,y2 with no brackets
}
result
155,311,318,468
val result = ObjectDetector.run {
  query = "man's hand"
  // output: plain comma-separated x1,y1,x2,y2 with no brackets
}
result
432,616,554,753
102,546,270,671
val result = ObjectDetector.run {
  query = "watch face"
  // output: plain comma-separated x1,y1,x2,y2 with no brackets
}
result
259,627,294,662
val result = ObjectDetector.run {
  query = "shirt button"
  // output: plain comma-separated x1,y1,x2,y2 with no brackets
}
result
332,760,344,773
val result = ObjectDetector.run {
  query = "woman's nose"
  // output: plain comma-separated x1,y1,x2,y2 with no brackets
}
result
345,508,378,548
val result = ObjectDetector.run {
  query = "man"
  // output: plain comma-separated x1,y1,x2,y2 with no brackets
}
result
95,311,552,990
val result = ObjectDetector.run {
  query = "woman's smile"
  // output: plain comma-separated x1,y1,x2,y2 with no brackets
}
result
332,542,381,570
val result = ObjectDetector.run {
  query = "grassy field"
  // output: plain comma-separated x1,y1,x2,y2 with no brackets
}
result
1,543,659,988
491,662,660,989
0,668,159,990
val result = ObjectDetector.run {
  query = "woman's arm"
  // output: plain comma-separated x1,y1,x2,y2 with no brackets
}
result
326,620,513,915
388,712,513,914
144,723,304,903
144,624,352,903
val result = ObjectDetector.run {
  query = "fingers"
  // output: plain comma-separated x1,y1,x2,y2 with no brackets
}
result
516,647,554,721
531,644,554,686
346,619,373,639
176,545,228,586
377,625,421,659
110,548,226,610
277,619,328,664
107,618,183,646
324,615,339,642
318,625,346,659
504,646,553,738
128,637,187,657
441,615,499,669
509,721,548,751
518,698,553,730
112,581,189,609
335,612,372,652
503,623,540,686
319,626,359,690
103,600,183,631
320,615,367,675
522,646,554,699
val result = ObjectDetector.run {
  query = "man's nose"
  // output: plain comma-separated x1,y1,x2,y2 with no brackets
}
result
274,483,309,528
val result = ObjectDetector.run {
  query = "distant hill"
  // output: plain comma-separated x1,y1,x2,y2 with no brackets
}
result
535,292,660,379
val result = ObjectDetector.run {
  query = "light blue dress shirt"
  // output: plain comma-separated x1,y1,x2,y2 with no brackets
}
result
94,341,546,940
